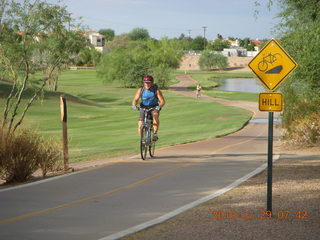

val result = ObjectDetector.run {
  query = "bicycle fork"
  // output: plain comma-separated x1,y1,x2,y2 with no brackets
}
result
145,126,150,145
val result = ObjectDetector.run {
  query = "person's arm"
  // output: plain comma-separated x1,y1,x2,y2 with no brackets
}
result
157,89,165,108
132,88,142,106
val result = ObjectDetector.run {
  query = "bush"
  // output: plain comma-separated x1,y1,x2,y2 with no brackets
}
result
0,129,62,183
282,112,320,147
38,138,63,177
198,51,228,70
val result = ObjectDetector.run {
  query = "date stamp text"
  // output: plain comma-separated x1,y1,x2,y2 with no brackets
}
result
211,210,309,220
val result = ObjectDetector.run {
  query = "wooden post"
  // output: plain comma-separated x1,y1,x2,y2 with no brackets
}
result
60,95,69,171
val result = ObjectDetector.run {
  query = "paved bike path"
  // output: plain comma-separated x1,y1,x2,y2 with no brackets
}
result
0,75,280,240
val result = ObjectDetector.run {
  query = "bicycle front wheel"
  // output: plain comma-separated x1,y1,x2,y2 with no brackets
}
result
140,127,148,160
149,129,155,157
258,61,268,72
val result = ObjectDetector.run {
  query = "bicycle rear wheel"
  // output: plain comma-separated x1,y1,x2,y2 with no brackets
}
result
149,128,155,157
140,127,148,160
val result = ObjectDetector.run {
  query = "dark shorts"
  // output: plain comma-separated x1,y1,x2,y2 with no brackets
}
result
139,107,160,121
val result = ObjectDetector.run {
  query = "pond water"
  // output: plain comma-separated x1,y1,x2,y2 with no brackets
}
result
216,78,266,93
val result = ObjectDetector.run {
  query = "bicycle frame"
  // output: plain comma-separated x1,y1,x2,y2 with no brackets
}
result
142,108,153,144
137,107,156,160
258,53,281,72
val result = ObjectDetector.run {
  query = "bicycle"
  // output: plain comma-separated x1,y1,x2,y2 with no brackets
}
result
136,107,156,160
258,53,281,72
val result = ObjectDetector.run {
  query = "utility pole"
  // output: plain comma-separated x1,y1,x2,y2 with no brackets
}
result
187,29,191,38
202,26,207,49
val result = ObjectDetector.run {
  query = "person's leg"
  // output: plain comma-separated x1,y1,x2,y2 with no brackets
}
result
138,109,145,137
138,120,143,137
152,112,159,133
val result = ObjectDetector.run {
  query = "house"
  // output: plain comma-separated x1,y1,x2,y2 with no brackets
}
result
86,30,105,47
227,39,240,48
86,30,107,53
251,39,266,51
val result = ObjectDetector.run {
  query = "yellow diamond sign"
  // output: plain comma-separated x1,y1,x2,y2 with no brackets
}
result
248,39,297,91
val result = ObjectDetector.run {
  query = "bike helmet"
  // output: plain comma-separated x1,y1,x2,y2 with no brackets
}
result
143,75,153,83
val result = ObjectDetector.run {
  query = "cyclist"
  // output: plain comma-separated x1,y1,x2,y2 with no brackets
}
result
132,75,165,141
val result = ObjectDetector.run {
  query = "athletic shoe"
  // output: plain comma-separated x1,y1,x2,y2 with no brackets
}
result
153,133,158,141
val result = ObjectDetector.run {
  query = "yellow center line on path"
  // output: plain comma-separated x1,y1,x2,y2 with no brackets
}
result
0,129,265,225
210,129,265,154
0,162,195,225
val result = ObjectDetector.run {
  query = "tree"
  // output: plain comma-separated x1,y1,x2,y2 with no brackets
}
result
178,33,186,40
99,28,115,42
0,0,85,135
97,38,182,88
0,0,8,25
37,29,87,90
106,34,130,51
129,27,150,41
246,43,255,51
207,38,231,51
239,37,250,48
190,36,207,51
74,46,102,66
198,51,228,70
177,36,193,50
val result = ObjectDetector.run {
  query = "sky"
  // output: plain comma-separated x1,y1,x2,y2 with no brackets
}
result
46,0,282,40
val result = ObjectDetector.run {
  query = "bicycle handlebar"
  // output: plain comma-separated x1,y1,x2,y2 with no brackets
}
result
135,106,157,111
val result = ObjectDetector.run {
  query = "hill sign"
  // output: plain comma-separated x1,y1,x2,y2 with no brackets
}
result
248,39,298,91
259,93,282,112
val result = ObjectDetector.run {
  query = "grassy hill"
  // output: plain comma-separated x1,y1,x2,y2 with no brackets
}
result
0,70,253,162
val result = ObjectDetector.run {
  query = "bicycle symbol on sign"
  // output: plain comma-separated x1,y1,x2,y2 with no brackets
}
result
258,53,283,73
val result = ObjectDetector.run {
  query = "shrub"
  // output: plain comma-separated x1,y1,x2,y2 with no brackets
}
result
38,138,63,177
282,112,320,147
0,129,62,183
0,129,41,183
198,51,228,70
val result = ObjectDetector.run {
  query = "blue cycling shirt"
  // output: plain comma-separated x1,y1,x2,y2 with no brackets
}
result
141,86,158,107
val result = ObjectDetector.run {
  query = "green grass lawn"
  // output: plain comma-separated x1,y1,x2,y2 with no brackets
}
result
1,70,253,162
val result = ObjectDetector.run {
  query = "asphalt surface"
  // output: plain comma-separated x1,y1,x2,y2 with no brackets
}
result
0,75,280,240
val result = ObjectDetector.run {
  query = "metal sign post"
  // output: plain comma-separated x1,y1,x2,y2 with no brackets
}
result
267,112,273,212
248,38,298,213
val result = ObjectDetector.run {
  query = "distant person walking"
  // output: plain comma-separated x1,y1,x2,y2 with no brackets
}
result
196,84,202,98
